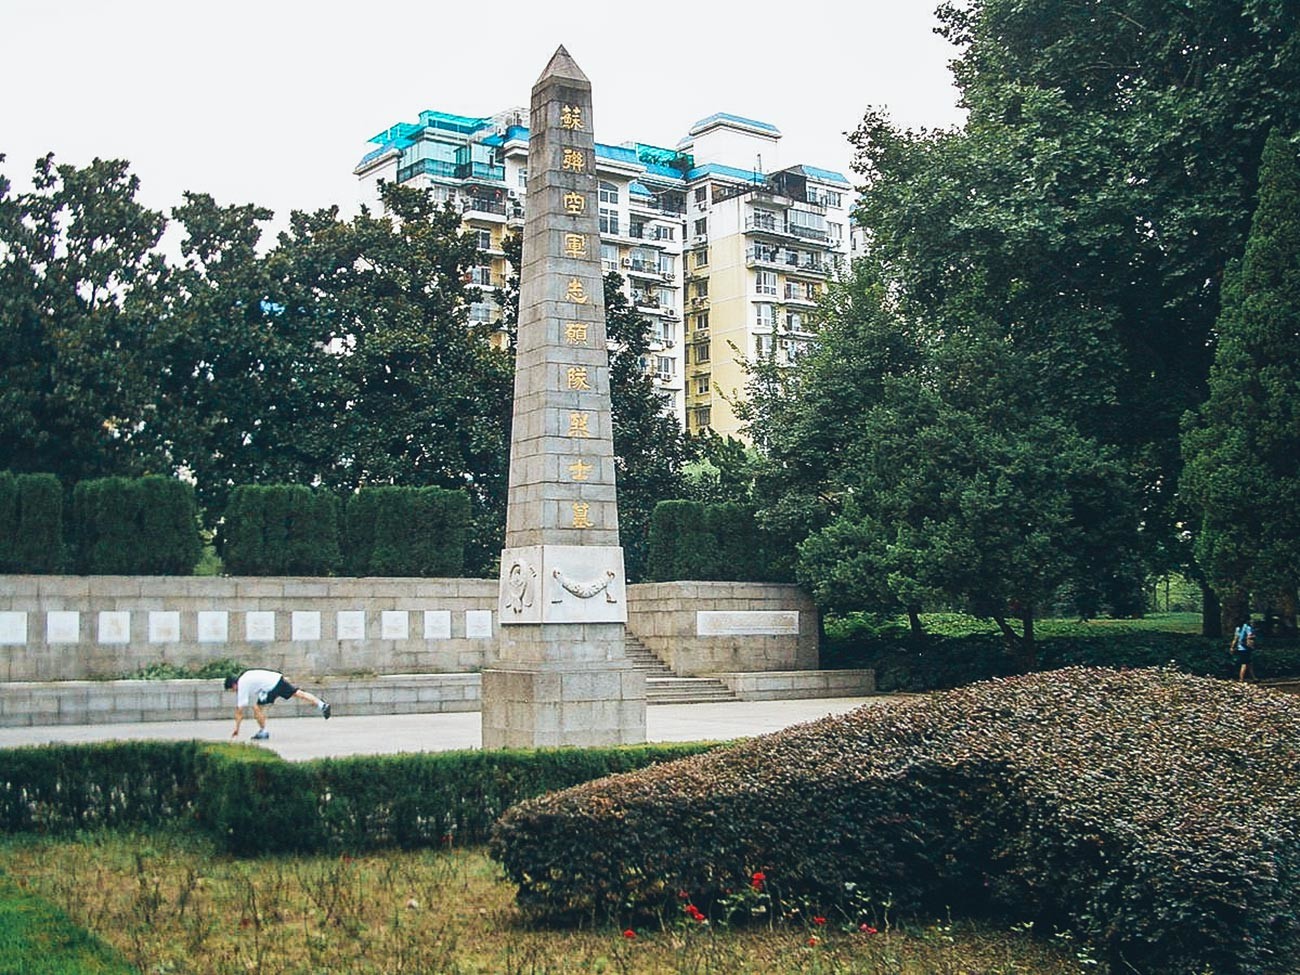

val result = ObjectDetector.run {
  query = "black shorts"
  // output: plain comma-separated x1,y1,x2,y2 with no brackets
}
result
257,677,298,705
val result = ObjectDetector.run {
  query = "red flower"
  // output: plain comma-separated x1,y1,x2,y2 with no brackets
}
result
678,890,690,900
813,916,827,926
622,929,636,940
859,924,878,935
750,871,766,890
808,936,821,946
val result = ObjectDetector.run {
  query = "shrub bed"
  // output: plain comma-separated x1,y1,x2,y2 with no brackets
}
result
0,739,719,856
490,668,1300,975
824,630,1300,691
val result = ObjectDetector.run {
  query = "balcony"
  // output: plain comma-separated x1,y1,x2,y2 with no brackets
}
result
744,215,787,236
397,158,458,183
455,161,506,182
462,197,509,218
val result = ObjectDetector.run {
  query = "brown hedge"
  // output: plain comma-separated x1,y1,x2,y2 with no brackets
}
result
489,668,1300,975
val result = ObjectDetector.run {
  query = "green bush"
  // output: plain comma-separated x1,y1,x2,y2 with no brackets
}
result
342,486,470,577
646,500,791,582
0,741,200,833
193,743,720,855
0,471,64,573
823,627,1300,693
0,738,719,857
220,484,342,576
70,476,200,575
490,668,1300,975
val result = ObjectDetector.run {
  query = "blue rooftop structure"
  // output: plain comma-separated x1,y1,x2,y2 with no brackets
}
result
688,112,782,136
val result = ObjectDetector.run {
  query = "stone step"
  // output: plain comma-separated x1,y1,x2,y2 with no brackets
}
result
646,676,736,705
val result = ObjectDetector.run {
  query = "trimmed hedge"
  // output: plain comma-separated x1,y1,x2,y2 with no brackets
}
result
0,739,719,856
221,484,342,576
0,471,63,573
342,485,470,577
646,500,791,582
824,631,1300,692
0,741,200,833
70,476,201,575
490,668,1300,975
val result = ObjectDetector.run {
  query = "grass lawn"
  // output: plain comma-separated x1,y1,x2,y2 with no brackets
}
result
1,830,1097,974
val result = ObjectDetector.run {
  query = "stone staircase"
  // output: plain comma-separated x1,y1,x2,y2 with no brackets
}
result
624,633,736,705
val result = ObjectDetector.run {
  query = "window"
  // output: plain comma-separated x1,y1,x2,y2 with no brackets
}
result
653,224,675,241
474,229,493,251
599,181,620,205
694,187,707,204
752,208,779,231
786,311,804,332
693,406,712,429
694,249,709,268
828,221,844,242
693,311,709,331
755,334,770,355
601,243,619,271
822,190,843,208
600,207,619,235
695,375,711,395
518,169,527,188
693,218,707,237
693,342,710,363
629,221,645,239
756,270,778,296
806,282,819,300
658,255,675,276
656,320,675,345
755,303,775,328
657,356,674,378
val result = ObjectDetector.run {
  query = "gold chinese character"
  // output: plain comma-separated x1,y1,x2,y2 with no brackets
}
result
568,458,594,481
564,322,589,345
566,366,591,391
563,191,585,214
562,147,585,172
567,412,591,437
561,105,584,130
564,233,587,258
572,501,594,529
565,278,589,303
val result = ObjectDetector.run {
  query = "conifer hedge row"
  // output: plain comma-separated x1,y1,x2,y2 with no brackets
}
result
220,484,470,577
0,471,63,574
71,476,201,575
645,500,792,583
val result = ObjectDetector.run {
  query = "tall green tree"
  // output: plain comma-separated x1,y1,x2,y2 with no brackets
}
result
1181,127,1300,632
851,0,1300,629
749,261,1138,663
0,154,169,481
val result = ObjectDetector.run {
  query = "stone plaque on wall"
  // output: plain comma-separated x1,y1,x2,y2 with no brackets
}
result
465,610,493,639
245,611,275,642
98,611,131,644
696,611,800,636
424,610,452,640
0,612,27,645
197,611,228,643
337,611,366,641
47,611,80,644
148,611,180,643
381,610,409,640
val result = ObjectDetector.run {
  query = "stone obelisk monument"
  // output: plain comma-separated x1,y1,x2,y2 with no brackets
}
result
481,47,647,748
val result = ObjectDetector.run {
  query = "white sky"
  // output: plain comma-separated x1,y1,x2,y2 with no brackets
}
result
0,0,965,239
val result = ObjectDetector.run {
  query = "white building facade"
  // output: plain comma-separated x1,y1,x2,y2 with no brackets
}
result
355,109,853,437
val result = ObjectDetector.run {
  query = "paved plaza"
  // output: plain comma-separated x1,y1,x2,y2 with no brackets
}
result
0,696,901,761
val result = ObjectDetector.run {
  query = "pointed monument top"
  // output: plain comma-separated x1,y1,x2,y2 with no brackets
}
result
536,45,589,87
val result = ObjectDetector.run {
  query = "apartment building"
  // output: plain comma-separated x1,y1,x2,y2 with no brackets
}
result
354,108,853,437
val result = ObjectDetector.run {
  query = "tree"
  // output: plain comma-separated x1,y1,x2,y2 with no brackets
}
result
0,154,169,482
750,261,1139,664
850,0,1300,630
1181,127,1300,632
603,275,692,580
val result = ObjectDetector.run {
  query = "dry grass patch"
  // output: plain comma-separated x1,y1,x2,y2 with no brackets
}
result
2,830,1092,974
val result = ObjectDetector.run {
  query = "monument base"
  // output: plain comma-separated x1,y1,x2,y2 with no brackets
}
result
481,662,646,748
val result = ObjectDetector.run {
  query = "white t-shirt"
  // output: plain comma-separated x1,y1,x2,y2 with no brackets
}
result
235,669,283,707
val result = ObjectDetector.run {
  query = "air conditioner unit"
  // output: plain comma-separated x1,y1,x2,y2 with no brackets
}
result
661,272,673,282
621,257,632,267
693,234,707,244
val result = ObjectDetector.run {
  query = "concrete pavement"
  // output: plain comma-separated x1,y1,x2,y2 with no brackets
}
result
0,697,901,761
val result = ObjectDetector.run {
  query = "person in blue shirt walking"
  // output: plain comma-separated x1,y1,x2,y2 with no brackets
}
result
1230,617,1257,682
